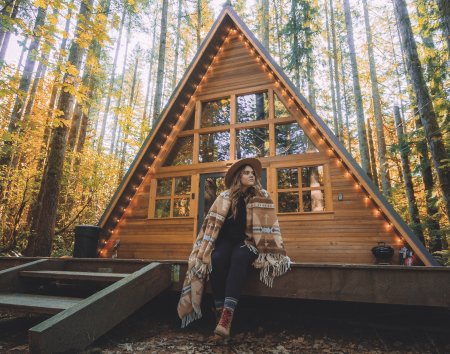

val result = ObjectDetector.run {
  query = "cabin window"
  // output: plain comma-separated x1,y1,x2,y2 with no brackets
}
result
163,136,193,166
277,166,325,213
199,131,230,162
236,92,269,123
201,98,230,127
275,123,318,155
154,176,191,218
236,126,270,159
274,93,291,119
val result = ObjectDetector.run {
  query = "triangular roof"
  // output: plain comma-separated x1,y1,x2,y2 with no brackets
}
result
98,6,437,266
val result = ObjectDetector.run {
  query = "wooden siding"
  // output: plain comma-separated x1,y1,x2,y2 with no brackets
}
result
114,32,401,265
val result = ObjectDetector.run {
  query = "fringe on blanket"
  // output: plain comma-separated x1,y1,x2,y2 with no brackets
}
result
180,305,202,328
254,253,291,287
188,258,212,281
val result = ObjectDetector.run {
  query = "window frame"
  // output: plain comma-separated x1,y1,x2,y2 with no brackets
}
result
148,174,195,219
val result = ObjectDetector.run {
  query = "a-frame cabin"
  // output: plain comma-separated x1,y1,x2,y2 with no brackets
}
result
98,6,437,267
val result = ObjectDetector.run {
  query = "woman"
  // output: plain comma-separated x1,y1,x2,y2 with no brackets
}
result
177,158,290,339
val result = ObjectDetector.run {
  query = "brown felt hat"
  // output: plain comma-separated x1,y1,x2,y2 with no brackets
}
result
224,158,262,188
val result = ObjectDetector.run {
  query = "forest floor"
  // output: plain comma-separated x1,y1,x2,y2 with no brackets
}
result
0,292,449,353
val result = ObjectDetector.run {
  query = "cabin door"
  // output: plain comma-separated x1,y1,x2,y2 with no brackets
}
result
197,170,267,233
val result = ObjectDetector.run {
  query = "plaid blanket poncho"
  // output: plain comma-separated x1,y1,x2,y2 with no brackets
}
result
177,188,291,327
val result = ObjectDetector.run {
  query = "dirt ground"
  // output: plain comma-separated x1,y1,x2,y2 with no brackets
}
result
0,292,449,353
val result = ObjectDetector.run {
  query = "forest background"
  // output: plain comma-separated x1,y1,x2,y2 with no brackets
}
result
0,0,448,263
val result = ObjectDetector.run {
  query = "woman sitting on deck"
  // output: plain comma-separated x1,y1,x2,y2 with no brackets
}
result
177,158,291,339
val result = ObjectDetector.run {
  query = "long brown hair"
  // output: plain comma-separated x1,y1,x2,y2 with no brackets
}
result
228,164,262,219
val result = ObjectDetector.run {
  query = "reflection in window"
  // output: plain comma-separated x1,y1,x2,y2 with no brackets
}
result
276,123,318,155
277,168,298,188
174,198,190,217
156,178,171,196
302,166,324,187
276,166,326,213
202,176,225,220
201,98,230,127
237,92,269,123
303,190,325,212
155,199,170,218
236,127,269,159
175,176,191,195
199,131,230,162
278,192,299,212
163,136,193,166
155,176,191,218
274,93,291,119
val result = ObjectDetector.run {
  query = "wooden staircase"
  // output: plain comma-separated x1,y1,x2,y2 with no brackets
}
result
0,258,171,353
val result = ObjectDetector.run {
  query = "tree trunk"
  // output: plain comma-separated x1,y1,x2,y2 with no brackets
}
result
290,0,300,89
366,118,379,188
272,0,283,67
362,0,391,196
0,6,47,168
97,8,126,153
415,117,443,252
24,0,94,257
27,4,73,232
119,56,139,181
110,20,131,155
339,35,351,152
325,0,338,139
141,14,158,142
261,0,269,48
152,0,168,126
196,0,201,48
329,0,343,141
394,0,450,222
343,0,372,179
394,106,425,245
436,0,450,57
0,0,20,67
171,0,182,90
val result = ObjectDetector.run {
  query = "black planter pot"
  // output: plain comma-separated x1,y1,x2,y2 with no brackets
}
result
73,225,103,258
371,242,394,264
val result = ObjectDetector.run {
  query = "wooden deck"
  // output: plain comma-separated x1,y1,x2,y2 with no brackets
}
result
0,257,448,353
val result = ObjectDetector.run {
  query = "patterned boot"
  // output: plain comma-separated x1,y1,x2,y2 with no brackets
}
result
214,307,234,338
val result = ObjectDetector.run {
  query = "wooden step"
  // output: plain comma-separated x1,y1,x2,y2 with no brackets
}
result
0,293,81,314
20,270,130,283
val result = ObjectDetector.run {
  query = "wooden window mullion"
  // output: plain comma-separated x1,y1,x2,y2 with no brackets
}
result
193,101,201,164
268,88,275,156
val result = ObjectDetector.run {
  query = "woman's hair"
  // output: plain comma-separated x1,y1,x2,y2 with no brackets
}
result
228,164,262,219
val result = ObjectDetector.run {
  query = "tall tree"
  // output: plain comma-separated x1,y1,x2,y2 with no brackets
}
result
97,7,126,154
171,0,182,90
394,106,425,244
436,0,450,57
0,0,21,67
110,19,131,155
329,0,343,141
362,0,391,196
141,13,158,142
196,0,201,48
0,5,47,168
325,0,338,137
366,118,379,188
343,0,372,179
415,117,442,251
152,0,168,126
24,0,95,256
261,0,269,48
394,0,450,222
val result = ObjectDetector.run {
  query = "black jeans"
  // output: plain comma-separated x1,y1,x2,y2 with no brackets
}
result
210,233,258,306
